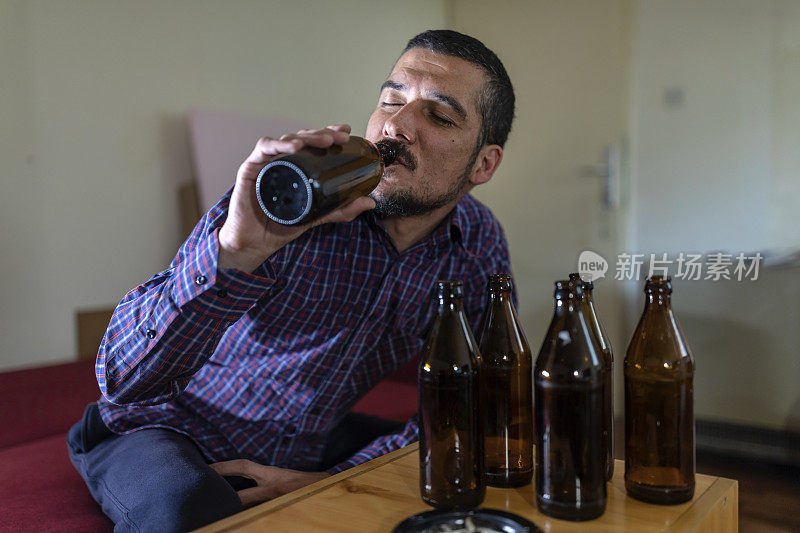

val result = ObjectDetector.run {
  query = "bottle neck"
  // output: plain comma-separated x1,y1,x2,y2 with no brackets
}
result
374,140,397,166
644,292,672,310
437,295,465,314
583,288,594,304
487,288,512,303
554,295,582,315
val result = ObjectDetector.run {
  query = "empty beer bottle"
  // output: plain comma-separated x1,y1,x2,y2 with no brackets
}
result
535,280,606,521
624,275,695,504
419,280,485,510
569,273,615,481
477,274,533,488
255,136,396,225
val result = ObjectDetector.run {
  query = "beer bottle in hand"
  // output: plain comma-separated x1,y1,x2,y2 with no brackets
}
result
477,274,533,488
255,136,396,225
624,275,695,504
419,280,485,510
569,273,615,481
535,280,606,521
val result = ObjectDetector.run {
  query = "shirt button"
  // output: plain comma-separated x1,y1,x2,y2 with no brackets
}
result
359,230,367,239
195,275,207,285
426,250,436,260
340,362,350,371
288,424,297,434
216,288,228,298
310,407,320,415
145,328,157,339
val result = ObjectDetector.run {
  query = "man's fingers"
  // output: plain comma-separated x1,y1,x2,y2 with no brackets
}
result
238,486,278,507
245,126,351,166
209,459,255,478
326,124,351,133
236,486,273,507
292,130,349,148
300,125,351,137
246,137,303,165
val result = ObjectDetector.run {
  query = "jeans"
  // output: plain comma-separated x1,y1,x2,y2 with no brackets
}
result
67,403,405,532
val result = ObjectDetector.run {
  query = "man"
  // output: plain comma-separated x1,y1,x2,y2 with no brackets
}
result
68,29,516,531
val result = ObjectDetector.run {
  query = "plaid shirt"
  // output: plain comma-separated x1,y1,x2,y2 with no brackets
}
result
96,189,513,474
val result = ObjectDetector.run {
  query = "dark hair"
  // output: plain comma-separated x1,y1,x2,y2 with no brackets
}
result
403,30,515,149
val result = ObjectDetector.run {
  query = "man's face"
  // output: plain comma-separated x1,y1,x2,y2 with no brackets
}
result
366,48,487,218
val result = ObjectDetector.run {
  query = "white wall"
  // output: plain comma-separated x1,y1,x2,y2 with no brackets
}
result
629,0,772,255
450,0,634,426
451,0,633,353
770,0,800,252
0,0,448,370
629,0,800,429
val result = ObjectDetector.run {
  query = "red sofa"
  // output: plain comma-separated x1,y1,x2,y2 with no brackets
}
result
0,357,417,531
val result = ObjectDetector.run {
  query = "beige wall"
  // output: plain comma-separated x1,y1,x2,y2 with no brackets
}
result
452,0,800,431
628,0,800,429
450,0,634,422
0,0,448,370
451,0,633,338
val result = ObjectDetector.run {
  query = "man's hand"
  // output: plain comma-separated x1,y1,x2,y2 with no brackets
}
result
209,459,330,507
218,124,376,273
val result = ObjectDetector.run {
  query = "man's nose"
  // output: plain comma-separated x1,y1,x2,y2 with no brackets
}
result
382,104,417,144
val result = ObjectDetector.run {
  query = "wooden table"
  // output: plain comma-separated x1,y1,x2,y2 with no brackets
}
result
199,443,738,532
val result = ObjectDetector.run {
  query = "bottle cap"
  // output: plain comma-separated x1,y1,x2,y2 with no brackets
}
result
645,275,673,294
555,279,583,299
568,272,594,291
436,280,464,299
487,274,512,291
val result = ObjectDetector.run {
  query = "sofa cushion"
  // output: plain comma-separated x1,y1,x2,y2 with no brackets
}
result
0,434,112,532
352,356,418,422
352,378,417,422
0,359,99,449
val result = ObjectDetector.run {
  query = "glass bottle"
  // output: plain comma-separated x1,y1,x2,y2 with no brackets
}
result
535,280,606,521
477,274,533,488
418,280,485,510
255,136,396,225
624,275,695,504
569,273,614,481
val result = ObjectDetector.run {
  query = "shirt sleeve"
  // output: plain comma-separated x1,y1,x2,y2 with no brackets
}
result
97,189,277,406
325,415,419,475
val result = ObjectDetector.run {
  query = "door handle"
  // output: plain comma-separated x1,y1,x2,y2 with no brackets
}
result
581,144,620,209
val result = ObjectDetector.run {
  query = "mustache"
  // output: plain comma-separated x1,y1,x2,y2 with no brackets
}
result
376,138,417,171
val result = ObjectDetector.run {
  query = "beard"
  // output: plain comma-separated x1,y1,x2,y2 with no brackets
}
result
370,146,478,219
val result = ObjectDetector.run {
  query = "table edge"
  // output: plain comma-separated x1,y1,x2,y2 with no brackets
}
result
671,476,739,531
198,442,739,532
195,442,420,533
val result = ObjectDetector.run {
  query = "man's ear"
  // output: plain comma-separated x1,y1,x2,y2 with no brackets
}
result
469,144,503,186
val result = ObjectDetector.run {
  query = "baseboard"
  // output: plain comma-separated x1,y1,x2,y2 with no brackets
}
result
696,419,800,466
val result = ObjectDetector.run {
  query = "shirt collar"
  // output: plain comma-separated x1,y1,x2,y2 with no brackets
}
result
362,198,473,258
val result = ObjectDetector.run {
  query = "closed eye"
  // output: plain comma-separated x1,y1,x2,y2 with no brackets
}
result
431,114,454,126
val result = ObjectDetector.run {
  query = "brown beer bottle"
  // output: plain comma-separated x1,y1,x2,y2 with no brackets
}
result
255,136,396,225
419,280,485,510
477,274,533,488
535,281,606,521
624,275,695,504
569,273,614,481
